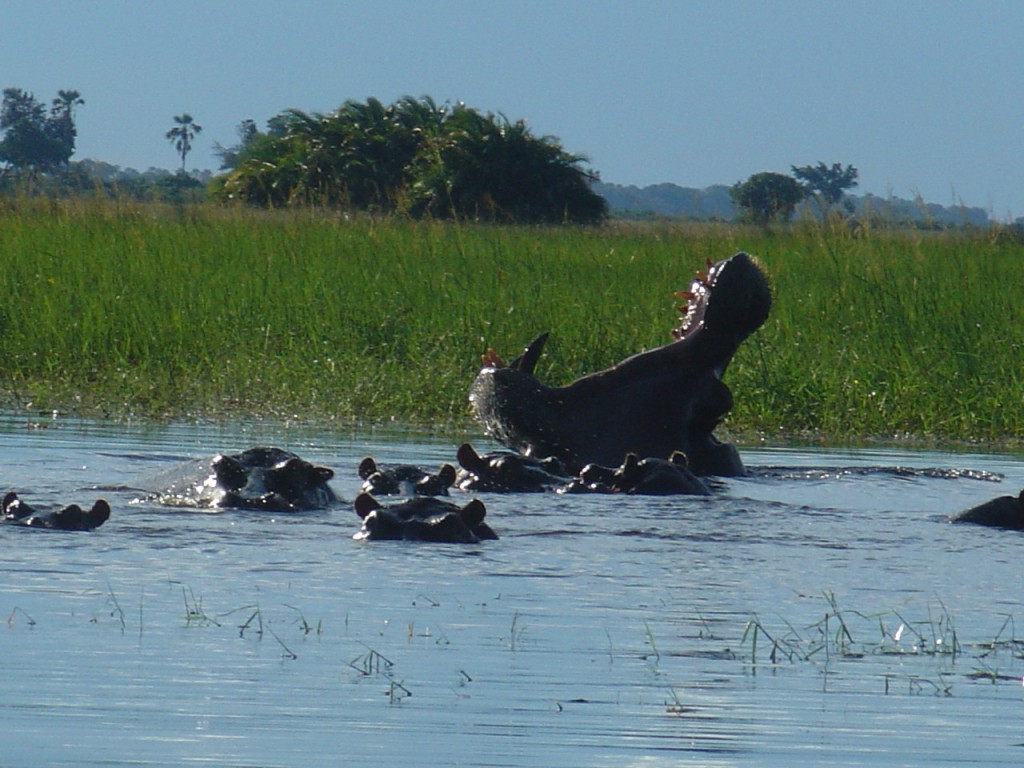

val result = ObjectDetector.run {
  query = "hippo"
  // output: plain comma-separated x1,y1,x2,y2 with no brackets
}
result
357,457,456,497
560,451,711,496
469,251,771,476
455,442,570,492
951,490,1024,530
151,447,337,512
353,493,498,543
3,492,111,531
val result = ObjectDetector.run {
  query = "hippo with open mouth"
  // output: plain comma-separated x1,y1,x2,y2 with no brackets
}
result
469,251,771,476
3,492,111,531
150,447,337,512
353,493,498,543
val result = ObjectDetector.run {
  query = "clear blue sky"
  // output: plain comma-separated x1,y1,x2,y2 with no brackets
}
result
3,1,1022,218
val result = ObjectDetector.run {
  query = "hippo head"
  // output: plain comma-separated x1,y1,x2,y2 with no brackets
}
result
469,251,771,476
211,447,336,512
353,493,497,543
3,492,111,531
357,457,457,497
455,443,569,492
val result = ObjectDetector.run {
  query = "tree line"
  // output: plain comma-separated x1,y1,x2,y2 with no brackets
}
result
0,89,608,223
1,86,867,226
730,163,859,225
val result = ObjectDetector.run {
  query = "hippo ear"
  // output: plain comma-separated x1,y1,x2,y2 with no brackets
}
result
622,453,640,471
314,466,334,482
508,332,549,374
438,463,457,486
460,499,487,527
457,443,485,473
669,451,690,468
357,457,378,480
354,493,382,519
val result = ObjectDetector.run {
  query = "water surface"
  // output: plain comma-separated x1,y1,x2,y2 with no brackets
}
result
1,414,1021,767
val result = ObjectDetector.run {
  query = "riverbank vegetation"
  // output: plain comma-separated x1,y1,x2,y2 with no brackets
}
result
1,197,1021,444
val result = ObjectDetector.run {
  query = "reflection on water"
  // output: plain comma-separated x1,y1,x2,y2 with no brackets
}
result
1,413,1023,767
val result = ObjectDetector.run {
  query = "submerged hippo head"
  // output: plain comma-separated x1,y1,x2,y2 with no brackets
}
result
357,457,457,497
3,491,111,531
564,451,710,496
469,251,771,476
455,443,570,492
353,493,498,543
951,490,1024,530
211,447,336,512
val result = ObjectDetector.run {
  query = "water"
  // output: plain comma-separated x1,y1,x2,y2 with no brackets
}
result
1,413,1022,767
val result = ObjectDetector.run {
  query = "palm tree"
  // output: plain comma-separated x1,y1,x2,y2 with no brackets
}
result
48,90,85,168
166,113,203,171
51,90,84,121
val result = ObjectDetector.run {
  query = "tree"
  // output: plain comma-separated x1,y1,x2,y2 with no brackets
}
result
214,96,607,223
48,89,84,168
166,113,202,171
731,172,806,225
0,87,83,173
410,107,606,223
212,119,259,170
792,161,858,215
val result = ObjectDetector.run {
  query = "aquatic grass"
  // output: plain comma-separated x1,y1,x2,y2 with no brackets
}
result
508,610,526,651
266,623,299,660
730,596,1024,699
180,586,220,627
284,603,323,635
6,606,36,627
347,644,394,676
742,595,971,667
2,198,1024,441
236,604,264,637
975,613,1023,657
104,582,127,633
742,615,800,664
642,619,662,665
347,643,411,702
735,600,1018,698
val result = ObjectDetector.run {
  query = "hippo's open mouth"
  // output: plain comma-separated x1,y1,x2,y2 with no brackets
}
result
469,251,771,476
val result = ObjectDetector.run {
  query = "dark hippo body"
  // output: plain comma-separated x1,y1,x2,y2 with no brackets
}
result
469,251,771,476
152,447,337,512
561,452,711,496
952,490,1024,530
353,493,498,543
3,492,110,531
455,443,570,492
357,457,456,497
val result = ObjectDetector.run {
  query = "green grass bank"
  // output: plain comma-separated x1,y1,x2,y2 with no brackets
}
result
1,198,1022,444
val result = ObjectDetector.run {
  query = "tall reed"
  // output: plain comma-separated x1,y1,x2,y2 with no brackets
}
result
1,198,1022,443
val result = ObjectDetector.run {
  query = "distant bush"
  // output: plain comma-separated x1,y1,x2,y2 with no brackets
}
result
212,96,607,224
